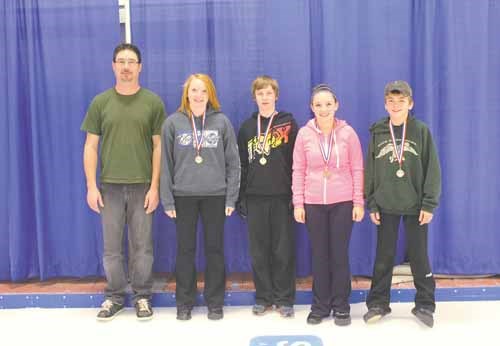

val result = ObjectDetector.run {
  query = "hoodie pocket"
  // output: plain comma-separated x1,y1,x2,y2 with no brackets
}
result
374,177,418,211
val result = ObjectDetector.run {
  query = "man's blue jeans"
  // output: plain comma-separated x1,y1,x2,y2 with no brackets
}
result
100,183,153,305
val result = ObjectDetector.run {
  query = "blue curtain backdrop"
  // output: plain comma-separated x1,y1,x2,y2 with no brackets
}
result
0,0,120,280
131,0,500,277
1,0,499,281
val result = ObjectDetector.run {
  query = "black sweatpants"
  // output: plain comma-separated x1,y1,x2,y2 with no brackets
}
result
247,196,296,307
305,201,353,316
174,195,226,310
366,213,436,312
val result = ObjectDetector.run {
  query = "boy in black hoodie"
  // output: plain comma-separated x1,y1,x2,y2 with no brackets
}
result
363,81,441,328
237,76,298,317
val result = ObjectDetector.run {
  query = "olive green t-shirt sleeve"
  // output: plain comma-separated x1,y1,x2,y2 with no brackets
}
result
80,96,102,135
152,98,167,135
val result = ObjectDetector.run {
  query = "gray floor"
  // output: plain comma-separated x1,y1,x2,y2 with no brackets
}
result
2,301,499,346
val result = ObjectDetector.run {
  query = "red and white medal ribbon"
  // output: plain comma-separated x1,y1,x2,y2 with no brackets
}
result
389,120,406,177
256,111,276,165
191,112,205,162
314,120,338,179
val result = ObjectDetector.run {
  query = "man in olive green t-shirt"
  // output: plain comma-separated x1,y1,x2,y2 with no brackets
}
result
81,43,166,321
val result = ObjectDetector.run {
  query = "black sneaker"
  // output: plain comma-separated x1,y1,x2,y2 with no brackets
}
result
96,299,124,321
277,305,295,318
333,311,351,326
306,312,327,325
363,307,391,324
135,298,153,321
207,307,224,320
176,307,192,321
412,307,434,328
252,304,273,315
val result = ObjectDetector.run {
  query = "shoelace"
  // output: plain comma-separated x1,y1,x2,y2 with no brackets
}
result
137,299,151,312
101,299,114,311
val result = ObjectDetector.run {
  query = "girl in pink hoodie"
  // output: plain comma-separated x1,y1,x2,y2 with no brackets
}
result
292,84,364,326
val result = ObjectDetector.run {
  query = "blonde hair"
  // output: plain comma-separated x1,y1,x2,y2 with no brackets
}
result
178,73,221,116
251,75,279,99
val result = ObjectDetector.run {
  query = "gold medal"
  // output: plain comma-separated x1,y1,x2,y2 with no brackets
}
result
259,157,267,165
396,168,405,178
195,155,203,164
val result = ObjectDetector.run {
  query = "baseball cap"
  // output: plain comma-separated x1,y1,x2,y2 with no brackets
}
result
384,80,413,97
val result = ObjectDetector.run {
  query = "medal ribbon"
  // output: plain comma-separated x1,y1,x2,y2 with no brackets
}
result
315,120,338,168
256,111,277,155
389,120,406,169
191,112,205,155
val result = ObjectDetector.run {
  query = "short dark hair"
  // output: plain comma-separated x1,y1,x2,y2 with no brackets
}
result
113,43,142,63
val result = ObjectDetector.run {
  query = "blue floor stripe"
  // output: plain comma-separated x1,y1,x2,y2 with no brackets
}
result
1,287,499,309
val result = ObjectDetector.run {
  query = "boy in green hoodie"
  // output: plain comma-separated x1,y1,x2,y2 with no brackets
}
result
363,81,441,328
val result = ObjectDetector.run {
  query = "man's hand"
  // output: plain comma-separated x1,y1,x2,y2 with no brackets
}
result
165,210,176,218
87,186,104,213
225,207,234,216
144,188,159,214
419,210,433,225
294,207,305,223
369,212,381,225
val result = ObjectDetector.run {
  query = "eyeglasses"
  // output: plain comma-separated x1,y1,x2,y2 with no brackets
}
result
115,59,139,66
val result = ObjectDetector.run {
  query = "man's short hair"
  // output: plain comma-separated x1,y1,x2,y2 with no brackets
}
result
113,43,142,63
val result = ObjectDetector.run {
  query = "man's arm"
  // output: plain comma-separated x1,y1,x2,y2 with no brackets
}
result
83,133,103,213
144,134,161,214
